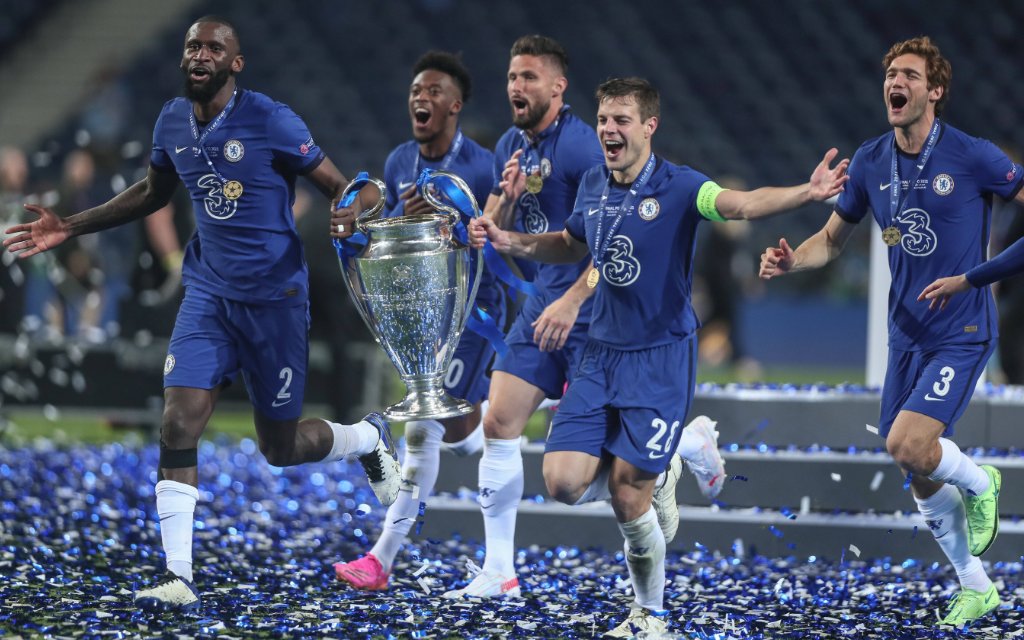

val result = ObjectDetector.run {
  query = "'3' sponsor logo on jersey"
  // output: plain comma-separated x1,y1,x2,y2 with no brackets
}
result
198,174,238,220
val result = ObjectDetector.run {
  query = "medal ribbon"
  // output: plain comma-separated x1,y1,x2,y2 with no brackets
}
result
516,105,570,186
187,88,238,185
412,129,464,183
888,119,941,230
592,153,657,270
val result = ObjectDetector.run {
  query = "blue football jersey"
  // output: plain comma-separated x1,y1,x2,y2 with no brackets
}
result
151,89,324,306
382,133,501,308
491,107,604,307
836,123,1024,350
565,158,711,349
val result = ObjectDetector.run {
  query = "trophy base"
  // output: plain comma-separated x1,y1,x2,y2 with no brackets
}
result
384,388,473,422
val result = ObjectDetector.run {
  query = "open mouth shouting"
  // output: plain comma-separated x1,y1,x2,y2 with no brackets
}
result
188,65,212,83
510,95,529,120
888,91,909,115
603,138,625,162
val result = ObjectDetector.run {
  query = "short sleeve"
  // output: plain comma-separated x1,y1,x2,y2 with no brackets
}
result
491,135,511,196
972,139,1024,201
558,122,604,186
382,148,402,217
150,106,175,173
267,104,325,175
564,185,586,242
834,147,870,224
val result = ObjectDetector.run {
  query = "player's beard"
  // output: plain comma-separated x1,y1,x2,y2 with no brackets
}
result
512,98,550,131
183,67,232,104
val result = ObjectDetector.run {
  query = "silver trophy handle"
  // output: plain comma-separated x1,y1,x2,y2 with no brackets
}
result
421,171,481,224
419,170,484,338
338,177,388,232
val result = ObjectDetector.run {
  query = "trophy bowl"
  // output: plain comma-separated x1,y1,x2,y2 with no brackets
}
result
336,172,482,421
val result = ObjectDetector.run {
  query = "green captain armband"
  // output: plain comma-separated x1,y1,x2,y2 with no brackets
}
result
696,181,727,222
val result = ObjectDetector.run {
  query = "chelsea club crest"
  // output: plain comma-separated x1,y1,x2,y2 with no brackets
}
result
224,139,245,162
932,173,954,196
638,197,660,221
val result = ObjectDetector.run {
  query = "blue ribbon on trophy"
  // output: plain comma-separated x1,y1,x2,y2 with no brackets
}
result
416,168,538,298
332,171,372,263
416,167,510,358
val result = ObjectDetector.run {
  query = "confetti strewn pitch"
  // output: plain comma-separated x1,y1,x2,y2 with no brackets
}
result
0,439,1020,638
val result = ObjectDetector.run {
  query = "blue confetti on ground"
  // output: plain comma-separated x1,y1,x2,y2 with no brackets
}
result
0,439,1019,638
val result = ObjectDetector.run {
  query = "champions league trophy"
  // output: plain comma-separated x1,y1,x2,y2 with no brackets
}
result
336,171,482,421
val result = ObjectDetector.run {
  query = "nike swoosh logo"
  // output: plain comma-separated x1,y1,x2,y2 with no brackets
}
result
647,451,666,460
175,146,189,154
398,181,414,190
587,207,600,216
271,399,291,407
391,517,412,525
159,514,176,522
480,503,494,509
924,394,945,402
879,182,891,191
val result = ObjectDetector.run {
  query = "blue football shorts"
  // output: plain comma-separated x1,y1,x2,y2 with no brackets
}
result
164,286,310,421
444,297,506,405
492,295,588,399
545,335,697,475
879,341,995,437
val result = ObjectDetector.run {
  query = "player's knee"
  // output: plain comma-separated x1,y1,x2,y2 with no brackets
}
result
482,410,520,440
160,407,201,450
258,440,295,467
543,468,583,505
609,488,648,523
886,432,927,474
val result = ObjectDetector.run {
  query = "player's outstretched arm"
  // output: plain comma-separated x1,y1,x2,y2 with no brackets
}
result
716,148,850,220
3,167,178,259
759,213,856,280
469,218,585,265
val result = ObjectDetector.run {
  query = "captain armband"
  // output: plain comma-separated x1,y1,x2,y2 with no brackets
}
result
696,181,728,222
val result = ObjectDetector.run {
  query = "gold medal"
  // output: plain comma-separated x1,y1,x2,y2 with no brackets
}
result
881,226,901,246
525,173,543,194
586,267,600,289
223,180,244,200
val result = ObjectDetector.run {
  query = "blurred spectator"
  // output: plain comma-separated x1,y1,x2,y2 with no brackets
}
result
693,176,763,381
0,146,30,332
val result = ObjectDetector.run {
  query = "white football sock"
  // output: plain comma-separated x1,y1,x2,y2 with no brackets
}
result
479,437,523,577
156,480,199,583
370,420,445,571
915,483,992,593
617,506,666,611
928,438,990,497
321,419,380,462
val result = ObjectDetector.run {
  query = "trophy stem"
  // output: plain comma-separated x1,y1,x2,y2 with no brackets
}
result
384,377,473,421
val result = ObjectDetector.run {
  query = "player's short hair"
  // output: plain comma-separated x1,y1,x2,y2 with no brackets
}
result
193,14,242,52
510,35,568,76
412,51,472,103
595,77,660,122
883,36,951,115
